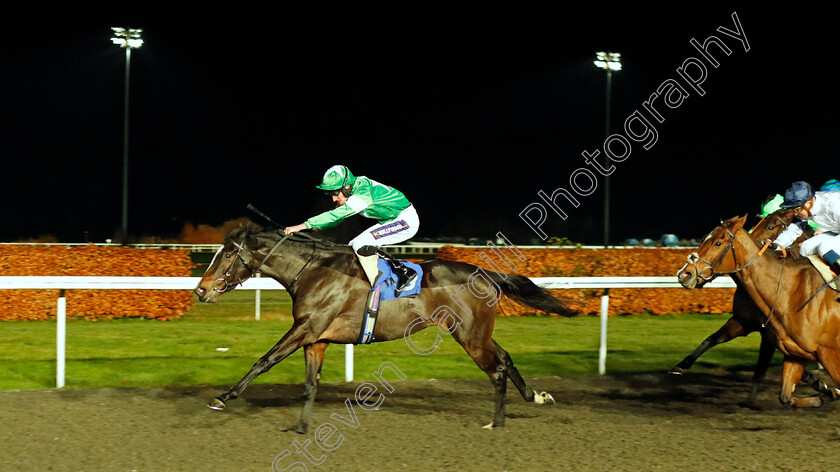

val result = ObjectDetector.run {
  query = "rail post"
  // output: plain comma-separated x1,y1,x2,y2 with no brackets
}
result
56,289,66,388
345,344,354,382
255,273,261,321
599,291,609,375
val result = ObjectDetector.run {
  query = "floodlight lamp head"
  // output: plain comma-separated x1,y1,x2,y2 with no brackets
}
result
111,26,144,49
594,51,622,71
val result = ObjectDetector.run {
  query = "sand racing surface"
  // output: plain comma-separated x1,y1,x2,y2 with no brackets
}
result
3,370,840,471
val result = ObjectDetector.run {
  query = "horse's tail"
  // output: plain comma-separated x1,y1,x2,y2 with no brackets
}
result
484,271,579,317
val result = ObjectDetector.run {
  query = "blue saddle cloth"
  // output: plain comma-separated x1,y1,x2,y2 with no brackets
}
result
373,259,423,301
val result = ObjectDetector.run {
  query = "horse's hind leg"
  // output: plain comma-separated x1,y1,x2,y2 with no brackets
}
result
747,333,776,404
490,362,507,429
492,339,554,405
296,342,329,434
209,324,308,410
454,335,550,428
670,317,747,375
452,336,508,428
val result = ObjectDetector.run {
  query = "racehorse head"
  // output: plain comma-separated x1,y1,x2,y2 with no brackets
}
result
677,215,747,289
194,223,259,303
750,208,799,242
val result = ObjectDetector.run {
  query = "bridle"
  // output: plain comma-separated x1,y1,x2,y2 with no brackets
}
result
211,231,319,295
212,233,291,294
750,213,789,235
678,226,773,283
679,224,784,327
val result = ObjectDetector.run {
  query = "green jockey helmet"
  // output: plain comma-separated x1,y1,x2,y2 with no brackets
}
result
316,165,356,191
759,194,785,218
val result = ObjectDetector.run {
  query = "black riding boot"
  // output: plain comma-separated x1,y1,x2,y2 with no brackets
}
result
375,249,417,294
827,250,840,277
831,261,840,278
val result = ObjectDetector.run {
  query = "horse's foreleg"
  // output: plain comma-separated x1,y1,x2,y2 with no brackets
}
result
498,343,531,402
296,342,329,434
209,324,308,410
779,357,822,408
670,317,747,375
747,332,776,404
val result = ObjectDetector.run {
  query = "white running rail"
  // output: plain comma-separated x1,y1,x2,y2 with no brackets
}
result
0,276,736,387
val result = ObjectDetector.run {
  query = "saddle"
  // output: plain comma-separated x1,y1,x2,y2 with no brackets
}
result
357,259,423,344
807,255,840,292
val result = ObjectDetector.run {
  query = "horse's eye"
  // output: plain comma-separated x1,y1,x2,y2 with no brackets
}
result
714,242,722,247
768,225,775,230
225,254,231,259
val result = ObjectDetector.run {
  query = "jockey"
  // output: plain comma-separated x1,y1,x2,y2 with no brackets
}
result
757,193,819,231
772,181,840,275
284,165,419,293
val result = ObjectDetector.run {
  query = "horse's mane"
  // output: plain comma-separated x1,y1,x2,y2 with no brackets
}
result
226,223,350,253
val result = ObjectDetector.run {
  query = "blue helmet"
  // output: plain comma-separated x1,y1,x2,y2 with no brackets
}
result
780,181,815,209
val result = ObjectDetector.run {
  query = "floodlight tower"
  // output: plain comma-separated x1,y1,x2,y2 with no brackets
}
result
593,51,621,248
111,27,143,242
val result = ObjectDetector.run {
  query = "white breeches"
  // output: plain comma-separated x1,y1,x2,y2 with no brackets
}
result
800,232,840,257
349,205,419,252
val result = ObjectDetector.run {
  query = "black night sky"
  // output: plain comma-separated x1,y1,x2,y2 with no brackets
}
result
3,5,837,245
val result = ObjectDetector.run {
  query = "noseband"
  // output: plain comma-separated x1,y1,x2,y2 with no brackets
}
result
213,240,256,293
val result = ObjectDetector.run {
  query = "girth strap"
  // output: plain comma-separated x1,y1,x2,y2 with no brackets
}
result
357,284,382,344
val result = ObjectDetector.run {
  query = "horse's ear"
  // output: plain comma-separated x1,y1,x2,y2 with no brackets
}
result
732,214,748,230
227,223,251,241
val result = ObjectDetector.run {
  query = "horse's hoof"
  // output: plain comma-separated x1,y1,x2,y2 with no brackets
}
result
207,398,226,411
669,367,685,376
534,391,555,405
482,422,495,430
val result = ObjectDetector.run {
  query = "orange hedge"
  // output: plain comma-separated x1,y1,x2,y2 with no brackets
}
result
0,245,195,321
434,246,735,316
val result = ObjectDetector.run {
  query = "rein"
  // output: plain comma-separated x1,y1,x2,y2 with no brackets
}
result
288,241,317,287
762,258,786,328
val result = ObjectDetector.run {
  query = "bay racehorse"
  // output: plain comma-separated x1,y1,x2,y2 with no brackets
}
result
677,215,840,407
670,209,828,402
194,224,578,431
